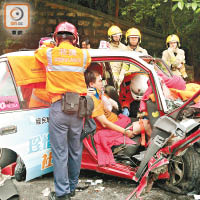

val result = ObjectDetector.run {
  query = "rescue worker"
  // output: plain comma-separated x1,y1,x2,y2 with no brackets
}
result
162,34,188,79
125,27,148,55
35,21,91,200
29,37,56,108
119,73,149,117
118,28,148,88
107,25,126,88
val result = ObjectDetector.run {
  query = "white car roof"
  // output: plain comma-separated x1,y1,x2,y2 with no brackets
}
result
87,48,153,69
0,51,35,58
88,48,143,58
0,49,153,70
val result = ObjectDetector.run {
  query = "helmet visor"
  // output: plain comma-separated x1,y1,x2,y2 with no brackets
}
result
128,35,140,38
112,33,122,36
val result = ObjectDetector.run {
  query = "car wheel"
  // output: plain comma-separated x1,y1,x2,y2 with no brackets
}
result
0,148,17,169
14,156,26,181
167,147,200,194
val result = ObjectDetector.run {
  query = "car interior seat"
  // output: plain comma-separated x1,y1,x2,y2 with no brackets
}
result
146,99,160,127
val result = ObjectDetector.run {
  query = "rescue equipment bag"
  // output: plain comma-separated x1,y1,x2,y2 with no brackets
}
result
61,92,80,114
78,96,94,118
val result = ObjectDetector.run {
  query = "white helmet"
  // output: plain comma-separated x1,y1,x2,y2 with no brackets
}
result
130,74,149,100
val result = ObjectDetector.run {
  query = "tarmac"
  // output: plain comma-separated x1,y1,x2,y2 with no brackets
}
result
12,170,194,200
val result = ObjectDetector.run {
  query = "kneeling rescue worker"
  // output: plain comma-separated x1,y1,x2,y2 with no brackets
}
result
35,21,91,200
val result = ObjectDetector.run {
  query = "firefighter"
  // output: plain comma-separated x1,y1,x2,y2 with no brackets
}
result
35,21,91,200
107,25,127,88
118,28,148,87
119,73,149,117
125,27,148,55
108,25,126,50
162,34,188,79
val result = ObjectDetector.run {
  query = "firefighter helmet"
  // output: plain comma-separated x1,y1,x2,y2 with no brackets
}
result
130,74,149,101
125,28,141,44
53,21,79,46
166,34,180,47
108,25,122,41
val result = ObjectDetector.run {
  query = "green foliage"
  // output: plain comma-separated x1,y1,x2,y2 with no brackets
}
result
66,0,200,80
120,0,171,34
119,0,200,80
165,0,200,12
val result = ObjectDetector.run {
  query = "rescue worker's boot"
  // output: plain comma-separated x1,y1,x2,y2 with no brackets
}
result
48,192,71,200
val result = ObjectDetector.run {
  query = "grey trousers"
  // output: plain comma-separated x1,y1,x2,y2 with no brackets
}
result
49,100,83,197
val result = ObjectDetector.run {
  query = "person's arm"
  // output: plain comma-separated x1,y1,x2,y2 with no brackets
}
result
95,114,134,138
162,49,172,67
34,47,48,66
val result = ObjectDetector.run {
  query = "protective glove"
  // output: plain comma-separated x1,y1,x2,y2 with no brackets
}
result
122,107,130,116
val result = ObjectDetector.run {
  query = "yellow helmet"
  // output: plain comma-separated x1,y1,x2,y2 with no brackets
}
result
125,28,141,44
108,25,122,38
166,34,180,47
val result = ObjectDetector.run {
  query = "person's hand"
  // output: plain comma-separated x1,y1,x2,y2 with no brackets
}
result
109,98,119,110
177,63,183,69
125,129,135,138
122,107,129,116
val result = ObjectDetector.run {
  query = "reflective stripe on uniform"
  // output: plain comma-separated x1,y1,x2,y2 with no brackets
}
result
46,48,53,66
46,48,87,73
82,49,87,69
47,65,85,72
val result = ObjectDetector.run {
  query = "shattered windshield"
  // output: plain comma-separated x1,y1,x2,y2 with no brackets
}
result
145,58,189,112
161,78,200,113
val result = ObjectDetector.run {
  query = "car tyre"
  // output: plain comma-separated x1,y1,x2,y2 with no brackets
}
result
14,156,26,181
158,147,200,194
0,148,17,169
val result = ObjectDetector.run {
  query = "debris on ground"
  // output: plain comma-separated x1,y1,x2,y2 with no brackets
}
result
0,168,11,186
85,179,103,186
41,187,51,197
0,179,19,200
94,186,105,192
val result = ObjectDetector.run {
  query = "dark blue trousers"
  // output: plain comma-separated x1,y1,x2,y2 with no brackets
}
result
49,100,83,197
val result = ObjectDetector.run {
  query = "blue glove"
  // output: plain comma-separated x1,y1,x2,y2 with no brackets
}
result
122,107,130,116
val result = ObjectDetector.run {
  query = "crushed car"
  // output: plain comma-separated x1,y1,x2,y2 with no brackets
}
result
0,49,199,198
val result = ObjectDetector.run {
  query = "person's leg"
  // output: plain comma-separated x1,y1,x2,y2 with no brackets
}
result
68,115,83,193
49,100,70,197
132,119,152,137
